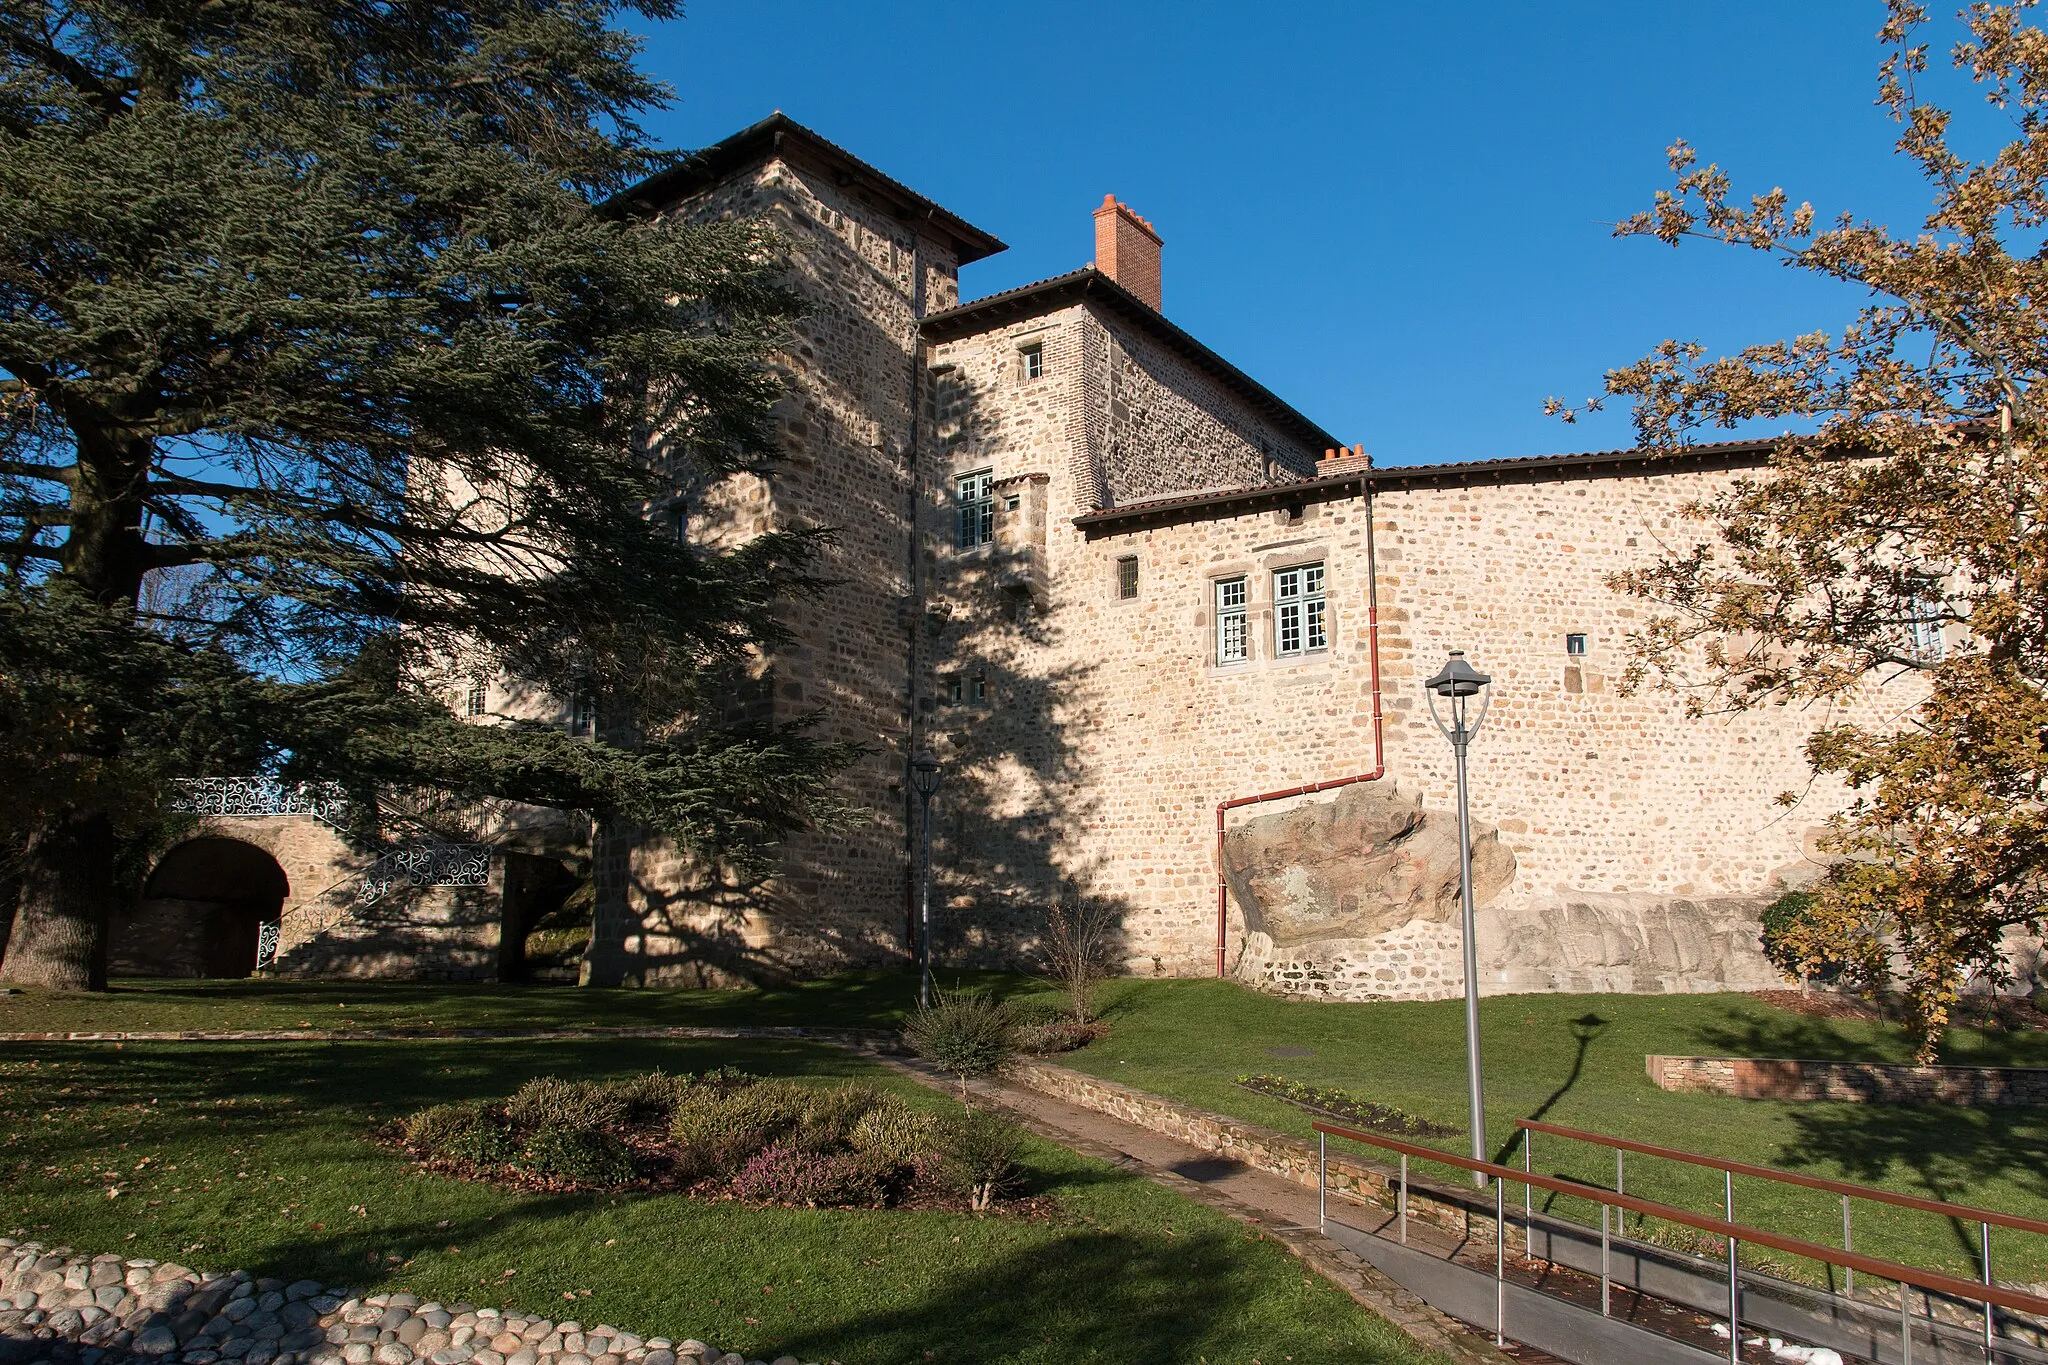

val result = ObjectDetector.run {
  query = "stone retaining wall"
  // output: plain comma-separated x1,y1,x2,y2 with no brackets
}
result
0,1241,806,1365
1008,1059,1490,1242
1646,1054,2048,1105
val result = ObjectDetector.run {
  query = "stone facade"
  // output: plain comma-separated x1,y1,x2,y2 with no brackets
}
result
132,115,2047,1004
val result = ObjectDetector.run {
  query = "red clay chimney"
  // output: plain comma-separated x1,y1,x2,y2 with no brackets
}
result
1092,195,1163,311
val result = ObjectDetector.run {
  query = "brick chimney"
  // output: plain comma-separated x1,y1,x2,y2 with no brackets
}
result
1093,195,1163,311
1318,444,1374,477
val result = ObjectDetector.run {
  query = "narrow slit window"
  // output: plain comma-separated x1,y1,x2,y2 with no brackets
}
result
1565,633,1588,657
956,470,994,548
1117,556,1139,600
1274,563,1327,655
946,676,963,704
1215,577,1248,664
971,675,988,701
1019,343,1045,381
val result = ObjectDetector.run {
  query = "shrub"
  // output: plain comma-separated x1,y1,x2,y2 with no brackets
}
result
668,1079,814,1180
1040,898,1120,1024
903,991,1019,1102
730,1145,888,1208
511,1126,636,1188
607,1070,695,1123
402,1103,518,1167
506,1076,630,1132
1015,1020,1101,1055
935,1110,1025,1212
796,1082,886,1148
848,1098,941,1166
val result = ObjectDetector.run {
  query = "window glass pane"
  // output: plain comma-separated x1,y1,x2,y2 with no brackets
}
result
957,470,994,548
1215,578,1248,663
1117,556,1139,599
1276,562,1327,655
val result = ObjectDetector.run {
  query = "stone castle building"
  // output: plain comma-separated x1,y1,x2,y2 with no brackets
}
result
108,115,2044,1000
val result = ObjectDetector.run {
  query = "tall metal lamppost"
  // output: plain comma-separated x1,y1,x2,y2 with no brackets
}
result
910,751,943,1009
1424,650,1494,1186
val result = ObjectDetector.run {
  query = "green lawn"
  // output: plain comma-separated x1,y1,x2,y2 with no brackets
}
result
0,1033,1439,1365
8,973,2045,1288
1049,980,2048,1289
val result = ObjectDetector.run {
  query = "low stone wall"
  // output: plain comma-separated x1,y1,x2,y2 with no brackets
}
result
1009,1059,1492,1242
1646,1054,2048,1105
0,1241,802,1365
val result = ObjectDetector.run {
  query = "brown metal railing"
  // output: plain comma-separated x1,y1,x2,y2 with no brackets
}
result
1313,1119,2048,1364
1517,1116,2048,1353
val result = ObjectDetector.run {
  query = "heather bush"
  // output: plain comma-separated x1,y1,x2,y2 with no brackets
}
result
730,1144,888,1208
606,1069,696,1122
403,1102,518,1167
511,1125,636,1188
848,1098,941,1165
1015,1020,1101,1055
506,1075,630,1132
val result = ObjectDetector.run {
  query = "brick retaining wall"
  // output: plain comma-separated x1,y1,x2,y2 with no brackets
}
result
1646,1055,2048,1105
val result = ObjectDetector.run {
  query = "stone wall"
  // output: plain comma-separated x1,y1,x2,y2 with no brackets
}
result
960,456,1898,996
585,147,968,985
1646,1054,2048,1105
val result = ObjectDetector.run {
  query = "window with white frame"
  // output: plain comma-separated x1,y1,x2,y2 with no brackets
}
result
1215,577,1249,664
1274,563,1326,655
956,470,994,548
464,677,488,718
1019,343,1045,381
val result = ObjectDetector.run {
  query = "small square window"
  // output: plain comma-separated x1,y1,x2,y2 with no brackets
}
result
465,678,488,718
1019,344,1044,381
971,675,988,701
1565,633,1588,657
1004,494,1021,512
1116,556,1139,600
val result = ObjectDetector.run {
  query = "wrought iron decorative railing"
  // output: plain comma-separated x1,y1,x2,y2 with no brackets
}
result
355,840,494,906
167,777,349,827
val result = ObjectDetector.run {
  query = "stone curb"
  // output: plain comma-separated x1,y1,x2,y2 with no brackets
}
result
0,1241,823,1365
0,1027,902,1048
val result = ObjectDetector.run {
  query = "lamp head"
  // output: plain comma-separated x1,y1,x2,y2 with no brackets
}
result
910,750,943,799
1424,650,1491,698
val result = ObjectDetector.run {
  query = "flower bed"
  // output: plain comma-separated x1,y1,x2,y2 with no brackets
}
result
394,1068,1034,1212
1234,1074,1459,1138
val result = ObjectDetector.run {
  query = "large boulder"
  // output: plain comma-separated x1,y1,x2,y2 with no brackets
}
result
1222,782,1516,946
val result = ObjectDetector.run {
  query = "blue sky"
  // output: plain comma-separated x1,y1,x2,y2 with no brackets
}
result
631,2,1964,467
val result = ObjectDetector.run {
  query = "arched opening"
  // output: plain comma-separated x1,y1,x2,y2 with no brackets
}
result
113,838,291,978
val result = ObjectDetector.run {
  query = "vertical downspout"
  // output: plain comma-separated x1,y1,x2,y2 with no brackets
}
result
901,236,928,959
1213,477,1385,976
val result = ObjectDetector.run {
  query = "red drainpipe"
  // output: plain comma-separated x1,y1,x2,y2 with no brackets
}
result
1213,477,1387,976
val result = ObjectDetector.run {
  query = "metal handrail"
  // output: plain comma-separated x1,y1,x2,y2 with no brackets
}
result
1311,1119,2048,1320
1518,1117,2048,1238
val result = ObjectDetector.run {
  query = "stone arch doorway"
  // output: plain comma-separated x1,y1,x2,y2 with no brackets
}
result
112,838,291,978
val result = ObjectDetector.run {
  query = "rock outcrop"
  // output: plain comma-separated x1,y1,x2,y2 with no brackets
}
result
1222,783,1516,946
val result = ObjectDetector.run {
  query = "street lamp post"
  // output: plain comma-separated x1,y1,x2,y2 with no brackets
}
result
1424,650,1494,1186
910,751,943,1009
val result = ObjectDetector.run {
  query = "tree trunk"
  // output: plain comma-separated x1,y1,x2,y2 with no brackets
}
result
0,810,115,989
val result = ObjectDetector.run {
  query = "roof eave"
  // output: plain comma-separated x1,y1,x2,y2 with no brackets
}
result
923,268,1342,454
604,113,1007,265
